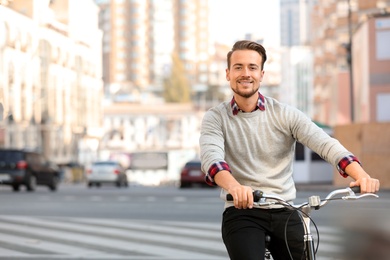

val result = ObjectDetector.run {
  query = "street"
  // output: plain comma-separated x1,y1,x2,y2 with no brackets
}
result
0,183,389,259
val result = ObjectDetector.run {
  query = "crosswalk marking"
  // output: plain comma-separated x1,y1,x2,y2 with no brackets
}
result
0,215,227,259
0,215,346,260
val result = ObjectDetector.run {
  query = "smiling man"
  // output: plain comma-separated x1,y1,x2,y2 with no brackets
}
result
199,40,380,260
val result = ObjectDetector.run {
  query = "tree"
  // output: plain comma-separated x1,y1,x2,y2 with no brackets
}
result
205,84,225,103
163,52,191,103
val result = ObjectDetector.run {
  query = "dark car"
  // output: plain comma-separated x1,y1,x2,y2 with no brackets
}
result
179,160,209,188
0,149,60,192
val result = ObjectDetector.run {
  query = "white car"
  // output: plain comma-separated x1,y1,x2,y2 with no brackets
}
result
86,161,128,188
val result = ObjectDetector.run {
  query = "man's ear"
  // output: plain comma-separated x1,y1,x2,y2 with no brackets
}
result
226,68,230,81
260,70,265,82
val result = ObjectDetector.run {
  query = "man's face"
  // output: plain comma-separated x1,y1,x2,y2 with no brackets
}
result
226,50,264,98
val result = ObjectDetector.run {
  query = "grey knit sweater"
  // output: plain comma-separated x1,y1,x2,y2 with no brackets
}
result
199,95,352,205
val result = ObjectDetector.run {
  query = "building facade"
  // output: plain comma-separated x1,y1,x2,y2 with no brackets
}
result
352,14,390,122
0,0,103,164
280,0,318,47
96,0,211,101
99,102,203,185
279,0,316,116
312,0,390,125
279,46,313,116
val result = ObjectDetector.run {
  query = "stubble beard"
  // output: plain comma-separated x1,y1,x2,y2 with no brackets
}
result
231,84,259,99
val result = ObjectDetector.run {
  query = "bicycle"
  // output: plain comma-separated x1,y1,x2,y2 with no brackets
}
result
226,186,379,260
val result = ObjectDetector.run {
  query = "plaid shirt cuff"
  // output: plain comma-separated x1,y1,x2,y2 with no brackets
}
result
337,155,361,178
205,161,231,186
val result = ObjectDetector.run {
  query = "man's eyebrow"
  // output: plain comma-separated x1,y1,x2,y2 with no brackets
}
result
232,63,259,67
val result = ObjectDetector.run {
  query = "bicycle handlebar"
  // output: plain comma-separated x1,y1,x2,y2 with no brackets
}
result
225,186,378,260
226,186,378,210
350,186,361,194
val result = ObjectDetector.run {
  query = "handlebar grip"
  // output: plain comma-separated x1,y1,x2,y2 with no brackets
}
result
253,190,264,201
226,190,264,202
350,186,361,194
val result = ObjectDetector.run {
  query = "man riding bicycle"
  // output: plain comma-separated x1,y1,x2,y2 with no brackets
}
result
199,40,380,260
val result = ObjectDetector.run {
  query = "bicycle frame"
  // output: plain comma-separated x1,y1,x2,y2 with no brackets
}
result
227,187,379,260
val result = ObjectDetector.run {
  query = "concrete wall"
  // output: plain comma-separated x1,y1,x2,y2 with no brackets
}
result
333,122,390,189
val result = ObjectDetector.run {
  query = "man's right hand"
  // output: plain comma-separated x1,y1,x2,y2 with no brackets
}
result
227,185,254,209
214,170,254,209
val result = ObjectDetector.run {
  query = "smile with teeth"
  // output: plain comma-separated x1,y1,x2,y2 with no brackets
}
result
238,80,253,87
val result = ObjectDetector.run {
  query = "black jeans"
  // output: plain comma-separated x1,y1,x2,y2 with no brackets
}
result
222,207,305,260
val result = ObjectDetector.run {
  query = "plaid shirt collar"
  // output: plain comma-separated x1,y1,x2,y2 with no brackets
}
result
230,92,266,115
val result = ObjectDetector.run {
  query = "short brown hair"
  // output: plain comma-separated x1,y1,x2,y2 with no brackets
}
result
227,40,267,70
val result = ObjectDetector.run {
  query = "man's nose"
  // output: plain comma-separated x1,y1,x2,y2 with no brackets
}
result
241,68,251,76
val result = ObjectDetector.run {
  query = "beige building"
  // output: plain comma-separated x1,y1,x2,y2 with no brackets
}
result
92,0,211,170
0,0,103,164
312,0,390,126
100,102,203,185
101,103,202,153
96,0,211,101
352,14,390,122
174,0,210,88
108,0,151,90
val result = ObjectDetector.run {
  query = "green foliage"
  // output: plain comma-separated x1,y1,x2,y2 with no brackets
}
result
163,52,191,103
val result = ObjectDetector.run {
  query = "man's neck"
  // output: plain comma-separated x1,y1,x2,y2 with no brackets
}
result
234,93,259,112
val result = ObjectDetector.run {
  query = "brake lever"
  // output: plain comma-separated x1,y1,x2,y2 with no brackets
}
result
343,193,379,200
253,201,277,207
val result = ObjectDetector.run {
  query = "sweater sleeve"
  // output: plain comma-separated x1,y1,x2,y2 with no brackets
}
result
199,106,228,184
287,106,359,174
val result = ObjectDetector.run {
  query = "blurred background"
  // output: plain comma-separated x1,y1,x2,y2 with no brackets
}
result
0,0,389,187
0,1,389,259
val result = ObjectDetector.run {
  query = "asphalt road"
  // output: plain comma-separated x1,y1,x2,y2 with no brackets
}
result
1,182,389,226
0,183,224,221
0,182,389,259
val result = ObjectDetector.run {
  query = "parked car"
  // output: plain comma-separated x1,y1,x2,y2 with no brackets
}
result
86,160,128,188
0,149,60,192
179,160,209,188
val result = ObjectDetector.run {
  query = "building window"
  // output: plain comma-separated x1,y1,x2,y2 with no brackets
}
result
115,73,126,81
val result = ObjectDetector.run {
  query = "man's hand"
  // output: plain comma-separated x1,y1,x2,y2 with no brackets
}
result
350,177,380,193
214,170,254,209
227,185,254,209
345,162,380,193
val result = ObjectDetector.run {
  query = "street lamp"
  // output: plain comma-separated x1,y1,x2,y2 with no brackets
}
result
346,0,354,123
